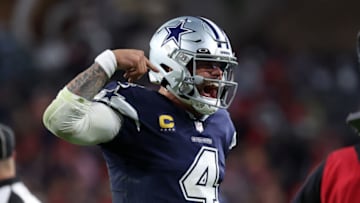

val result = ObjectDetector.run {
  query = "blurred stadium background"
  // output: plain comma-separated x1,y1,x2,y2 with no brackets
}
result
1,0,360,202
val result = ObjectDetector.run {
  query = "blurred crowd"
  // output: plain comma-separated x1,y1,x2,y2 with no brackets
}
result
1,0,360,203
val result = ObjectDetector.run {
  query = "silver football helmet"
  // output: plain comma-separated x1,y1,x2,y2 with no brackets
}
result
149,16,238,115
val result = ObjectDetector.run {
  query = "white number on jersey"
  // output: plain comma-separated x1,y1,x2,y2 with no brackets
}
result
179,146,219,203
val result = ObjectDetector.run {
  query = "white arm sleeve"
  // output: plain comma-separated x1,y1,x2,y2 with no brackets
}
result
43,87,122,145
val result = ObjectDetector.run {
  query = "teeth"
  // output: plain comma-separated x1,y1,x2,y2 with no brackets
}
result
202,85,218,98
205,82,218,88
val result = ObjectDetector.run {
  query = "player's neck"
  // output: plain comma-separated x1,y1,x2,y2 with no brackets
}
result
0,158,16,180
158,87,202,118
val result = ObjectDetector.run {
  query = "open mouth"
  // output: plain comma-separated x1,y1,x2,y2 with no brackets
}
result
201,83,218,98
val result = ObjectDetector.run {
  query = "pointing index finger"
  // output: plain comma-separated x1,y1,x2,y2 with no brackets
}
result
146,58,159,72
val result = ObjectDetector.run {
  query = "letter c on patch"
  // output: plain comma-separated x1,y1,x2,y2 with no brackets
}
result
159,115,174,128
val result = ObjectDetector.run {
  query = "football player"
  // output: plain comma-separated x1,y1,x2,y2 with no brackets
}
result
43,16,238,202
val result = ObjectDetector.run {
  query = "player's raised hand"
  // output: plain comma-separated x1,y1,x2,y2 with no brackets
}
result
112,49,158,82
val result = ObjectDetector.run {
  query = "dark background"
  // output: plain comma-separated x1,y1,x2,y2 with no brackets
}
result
1,0,360,202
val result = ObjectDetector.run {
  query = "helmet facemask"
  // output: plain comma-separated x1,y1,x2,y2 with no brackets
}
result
178,51,238,115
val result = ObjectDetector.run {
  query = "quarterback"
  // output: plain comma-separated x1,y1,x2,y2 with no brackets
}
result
43,16,238,203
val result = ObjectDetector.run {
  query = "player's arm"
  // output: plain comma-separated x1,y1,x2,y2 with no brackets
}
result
291,161,324,203
43,49,158,145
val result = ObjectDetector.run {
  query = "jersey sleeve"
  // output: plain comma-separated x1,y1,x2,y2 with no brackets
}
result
223,110,237,152
229,131,237,150
93,81,140,130
291,161,324,203
43,87,122,145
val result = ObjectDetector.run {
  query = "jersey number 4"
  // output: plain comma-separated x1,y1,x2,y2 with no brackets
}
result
179,146,220,203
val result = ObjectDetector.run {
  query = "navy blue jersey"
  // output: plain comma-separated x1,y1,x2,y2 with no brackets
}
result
94,81,236,203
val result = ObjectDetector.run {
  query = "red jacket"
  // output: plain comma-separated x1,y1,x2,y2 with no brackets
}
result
292,144,360,203
321,144,360,203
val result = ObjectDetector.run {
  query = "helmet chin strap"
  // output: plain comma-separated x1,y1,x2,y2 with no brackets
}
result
179,75,204,94
192,100,218,115
185,76,220,115
161,67,220,115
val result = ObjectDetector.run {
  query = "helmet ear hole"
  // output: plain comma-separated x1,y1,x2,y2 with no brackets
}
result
159,64,171,87
186,59,194,75
160,64,172,72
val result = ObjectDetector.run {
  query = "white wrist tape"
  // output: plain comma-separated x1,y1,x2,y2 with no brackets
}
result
94,49,117,78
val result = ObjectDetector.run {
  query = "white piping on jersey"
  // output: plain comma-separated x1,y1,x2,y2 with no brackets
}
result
95,89,140,131
0,182,41,203
108,95,140,131
229,132,237,150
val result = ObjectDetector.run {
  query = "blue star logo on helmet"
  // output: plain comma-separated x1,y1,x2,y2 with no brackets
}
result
162,20,194,47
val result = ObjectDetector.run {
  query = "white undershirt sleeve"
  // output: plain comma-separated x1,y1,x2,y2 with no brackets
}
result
43,87,122,145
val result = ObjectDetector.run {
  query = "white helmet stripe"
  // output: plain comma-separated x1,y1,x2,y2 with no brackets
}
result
199,17,229,49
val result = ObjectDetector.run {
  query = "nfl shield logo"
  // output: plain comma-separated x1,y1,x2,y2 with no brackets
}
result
194,121,204,133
